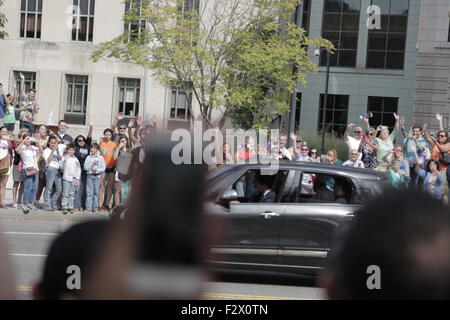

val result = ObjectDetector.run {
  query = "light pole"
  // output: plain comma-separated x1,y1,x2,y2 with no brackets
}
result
315,45,336,156
288,4,304,148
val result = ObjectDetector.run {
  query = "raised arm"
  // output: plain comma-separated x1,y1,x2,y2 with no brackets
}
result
422,124,436,147
435,113,444,131
343,123,353,142
111,112,124,132
19,73,25,99
87,122,93,139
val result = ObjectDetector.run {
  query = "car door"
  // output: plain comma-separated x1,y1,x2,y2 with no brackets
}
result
277,170,360,272
208,168,292,267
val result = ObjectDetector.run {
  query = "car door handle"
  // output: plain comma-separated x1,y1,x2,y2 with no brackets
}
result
261,211,280,219
345,213,355,220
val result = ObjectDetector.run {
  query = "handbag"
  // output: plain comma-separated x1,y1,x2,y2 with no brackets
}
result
24,148,38,176
0,154,10,175
25,167,38,176
440,152,450,165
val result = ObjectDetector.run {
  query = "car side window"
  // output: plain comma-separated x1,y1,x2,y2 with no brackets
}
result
294,171,355,204
230,169,289,204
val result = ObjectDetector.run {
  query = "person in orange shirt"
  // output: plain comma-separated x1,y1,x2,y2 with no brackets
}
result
98,129,117,212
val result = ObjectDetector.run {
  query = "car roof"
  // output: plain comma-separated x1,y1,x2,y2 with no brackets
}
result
208,160,388,180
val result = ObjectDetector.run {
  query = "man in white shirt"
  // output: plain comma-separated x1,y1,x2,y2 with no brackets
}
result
274,134,293,160
343,123,363,160
343,150,365,168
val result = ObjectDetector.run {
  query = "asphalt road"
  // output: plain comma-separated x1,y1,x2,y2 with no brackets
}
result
0,208,326,300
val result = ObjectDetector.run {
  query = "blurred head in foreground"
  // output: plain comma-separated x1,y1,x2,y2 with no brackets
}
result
33,220,109,300
322,190,450,299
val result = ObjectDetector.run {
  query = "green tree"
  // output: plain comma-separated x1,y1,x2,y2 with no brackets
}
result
0,0,7,39
92,0,332,129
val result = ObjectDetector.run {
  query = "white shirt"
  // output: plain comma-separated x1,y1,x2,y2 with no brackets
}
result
343,159,365,168
0,139,9,160
43,148,62,169
345,136,362,160
19,145,39,170
274,147,292,160
62,155,81,182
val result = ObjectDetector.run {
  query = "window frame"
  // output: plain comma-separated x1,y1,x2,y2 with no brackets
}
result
13,71,37,94
320,0,361,68
20,0,43,39
64,74,89,125
367,96,399,132
117,78,141,117
317,94,350,137
169,87,192,121
72,0,95,42
124,0,147,42
366,0,409,70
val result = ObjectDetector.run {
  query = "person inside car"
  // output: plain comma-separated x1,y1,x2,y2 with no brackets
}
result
311,175,335,202
251,175,276,203
334,179,351,204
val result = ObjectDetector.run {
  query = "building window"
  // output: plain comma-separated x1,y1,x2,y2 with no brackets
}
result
14,71,36,94
118,78,140,117
124,0,146,42
65,75,88,125
20,0,43,39
180,0,200,13
301,0,310,34
366,0,409,69
367,96,398,131
169,88,192,121
72,0,95,42
318,94,349,137
320,0,361,67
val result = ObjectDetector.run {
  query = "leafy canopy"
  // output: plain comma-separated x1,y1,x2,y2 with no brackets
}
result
92,0,332,129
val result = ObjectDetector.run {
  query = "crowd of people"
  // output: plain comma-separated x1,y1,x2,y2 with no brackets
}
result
223,113,450,202
1,81,155,214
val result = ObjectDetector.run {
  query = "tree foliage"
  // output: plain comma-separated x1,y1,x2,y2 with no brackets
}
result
0,0,7,39
92,0,332,129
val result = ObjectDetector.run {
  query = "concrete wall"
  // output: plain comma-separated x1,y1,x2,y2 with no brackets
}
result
414,0,450,131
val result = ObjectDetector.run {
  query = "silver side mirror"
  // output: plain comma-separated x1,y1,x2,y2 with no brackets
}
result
221,189,238,201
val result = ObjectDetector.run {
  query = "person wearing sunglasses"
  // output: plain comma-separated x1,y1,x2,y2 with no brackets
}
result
423,120,450,201
343,123,363,161
403,125,428,188
365,113,402,172
358,128,378,169
342,150,364,168
294,142,312,162
308,148,321,163
72,123,93,212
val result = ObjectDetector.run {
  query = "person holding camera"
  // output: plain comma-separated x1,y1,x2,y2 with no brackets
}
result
365,113,402,172
16,134,43,213
423,116,450,201
18,73,39,133
358,127,378,169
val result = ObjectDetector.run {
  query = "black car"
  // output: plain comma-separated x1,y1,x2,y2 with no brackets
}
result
205,161,390,276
